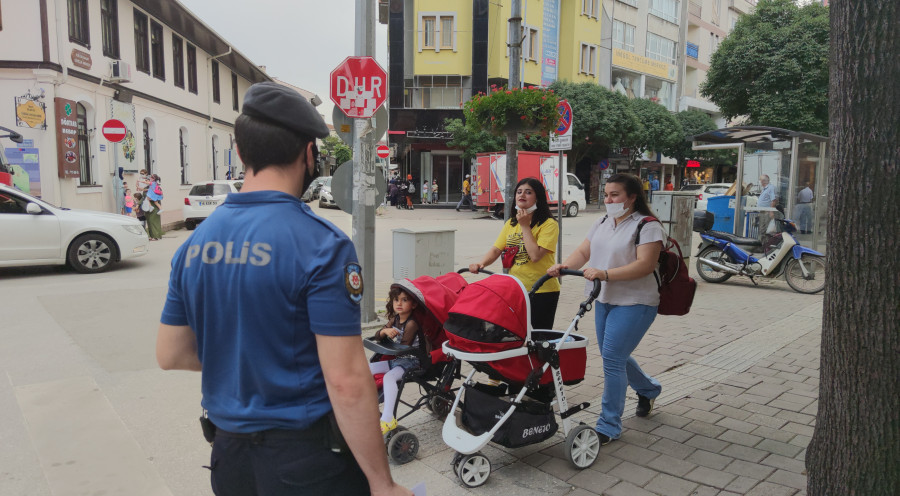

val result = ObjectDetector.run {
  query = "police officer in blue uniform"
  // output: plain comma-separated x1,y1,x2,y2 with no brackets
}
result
157,82,411,496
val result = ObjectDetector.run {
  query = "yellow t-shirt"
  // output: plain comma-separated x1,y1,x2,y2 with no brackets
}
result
463,179,471,194
493,218,560,294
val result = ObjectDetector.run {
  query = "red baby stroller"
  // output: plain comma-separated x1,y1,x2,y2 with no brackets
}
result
363,272,467,464
441,270,603,487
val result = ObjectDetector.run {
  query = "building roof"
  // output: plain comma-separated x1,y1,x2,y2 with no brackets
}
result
134,0,270,83
692,126,829,144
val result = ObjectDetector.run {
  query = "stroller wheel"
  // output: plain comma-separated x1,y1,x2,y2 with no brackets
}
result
565,424,601,469
387,430,419,465
456,452,491,488
428,396,452,419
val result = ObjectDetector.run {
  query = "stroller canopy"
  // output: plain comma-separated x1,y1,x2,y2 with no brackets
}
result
393,272,468,349
444,274,532,354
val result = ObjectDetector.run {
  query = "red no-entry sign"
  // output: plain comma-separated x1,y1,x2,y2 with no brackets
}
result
376,145,390,159
330,56,387,118
101,119,127,143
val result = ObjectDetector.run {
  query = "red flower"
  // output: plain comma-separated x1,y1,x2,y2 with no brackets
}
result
520,115,527,120
491,116,495,121
542,96,546,100
506,91,512,94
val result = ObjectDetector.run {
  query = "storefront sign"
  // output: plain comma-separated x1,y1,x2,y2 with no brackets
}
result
71,49,92,70
612,48,676,81
687,160,701,168
54,98,80,179
540,0,560,87
15,97,47,129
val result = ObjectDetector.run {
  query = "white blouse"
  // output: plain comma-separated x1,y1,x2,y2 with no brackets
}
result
584,211,666,306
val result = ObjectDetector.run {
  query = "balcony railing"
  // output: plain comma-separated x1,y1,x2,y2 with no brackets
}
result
686,42,699,60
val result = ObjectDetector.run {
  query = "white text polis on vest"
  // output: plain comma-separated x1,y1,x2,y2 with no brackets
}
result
185,242,272,267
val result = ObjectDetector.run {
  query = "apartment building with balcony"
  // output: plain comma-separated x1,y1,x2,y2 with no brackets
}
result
0,0,269,223
680,0,756,125
382,0,604,201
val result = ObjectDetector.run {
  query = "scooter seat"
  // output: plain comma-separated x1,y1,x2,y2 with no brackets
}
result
707,231,762,247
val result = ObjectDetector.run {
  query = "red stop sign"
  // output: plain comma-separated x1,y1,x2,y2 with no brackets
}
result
330,56,387,118
101,119,127,143
376,145,390,159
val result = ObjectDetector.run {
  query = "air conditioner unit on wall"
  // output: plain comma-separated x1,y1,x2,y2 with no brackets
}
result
109,60,132,83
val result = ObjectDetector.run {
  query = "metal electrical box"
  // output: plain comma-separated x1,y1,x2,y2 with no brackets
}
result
392,228,456,280
649,191,695,258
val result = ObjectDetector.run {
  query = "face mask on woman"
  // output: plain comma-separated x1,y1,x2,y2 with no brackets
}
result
606,201,630,218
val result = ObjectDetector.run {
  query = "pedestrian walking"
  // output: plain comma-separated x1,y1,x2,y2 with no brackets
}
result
156,82,411,496
470,178,560,329
547,173,664,446
456,174,476,212
145,174,164,240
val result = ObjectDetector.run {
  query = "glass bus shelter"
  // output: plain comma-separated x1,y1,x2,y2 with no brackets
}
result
692,126,830,253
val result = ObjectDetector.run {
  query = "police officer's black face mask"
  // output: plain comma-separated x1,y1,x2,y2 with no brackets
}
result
301,143,320,194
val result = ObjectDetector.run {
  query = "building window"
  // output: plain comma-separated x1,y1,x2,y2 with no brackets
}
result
100,0,119,58
581,0,600,18
422,16,435,48
150,21,164,80
231,73,239,111
647,32,677,65
143,119,152,174
76,103,92,185
580,43,597,75
187,44,198,93
179,128,189,184
134,10,149,73
612,20,635,52
172,34,184,88
68,0,90,47
709,33,720,56
211,61,220,103
419,13,456,52
211,136,219,180
650,0,680,25
618,0,638,7
403,75,470,109
522,26,539,62
686,41,699,59
441,17,454,49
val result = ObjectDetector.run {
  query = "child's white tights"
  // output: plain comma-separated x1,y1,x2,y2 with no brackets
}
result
370,361,405,423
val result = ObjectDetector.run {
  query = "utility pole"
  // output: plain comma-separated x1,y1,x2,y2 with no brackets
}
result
505,0,522,222
353,0,377,322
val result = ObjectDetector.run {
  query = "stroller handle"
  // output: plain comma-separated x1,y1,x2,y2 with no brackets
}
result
458,267,496,275
530,270,603,300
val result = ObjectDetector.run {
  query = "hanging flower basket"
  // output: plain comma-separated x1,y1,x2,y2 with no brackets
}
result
464,85,561,136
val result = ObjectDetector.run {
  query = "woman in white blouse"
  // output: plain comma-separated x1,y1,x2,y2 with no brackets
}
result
548,173,665,445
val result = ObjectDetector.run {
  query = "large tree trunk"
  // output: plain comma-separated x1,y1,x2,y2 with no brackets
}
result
806,2,900,495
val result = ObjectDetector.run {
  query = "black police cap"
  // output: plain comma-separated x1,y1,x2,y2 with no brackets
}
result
241,82,329,139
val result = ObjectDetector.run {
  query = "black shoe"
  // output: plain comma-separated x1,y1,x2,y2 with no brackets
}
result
636,394,655,418
597,432,614,446
455,207,460,212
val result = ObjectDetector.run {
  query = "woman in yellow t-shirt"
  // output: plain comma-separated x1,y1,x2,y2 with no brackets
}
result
469,177,560,329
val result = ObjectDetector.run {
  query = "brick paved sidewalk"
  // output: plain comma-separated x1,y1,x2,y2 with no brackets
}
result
375,270,822,495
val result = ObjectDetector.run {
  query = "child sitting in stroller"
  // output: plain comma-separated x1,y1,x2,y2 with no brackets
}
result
370,287,421,435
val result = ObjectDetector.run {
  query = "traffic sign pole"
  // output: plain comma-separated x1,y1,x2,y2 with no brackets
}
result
353,0,377,323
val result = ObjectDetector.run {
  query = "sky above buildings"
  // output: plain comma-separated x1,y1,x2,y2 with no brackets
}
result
178,0,389,124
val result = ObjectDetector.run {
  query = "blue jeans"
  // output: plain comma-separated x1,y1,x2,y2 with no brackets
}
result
594,303,662,439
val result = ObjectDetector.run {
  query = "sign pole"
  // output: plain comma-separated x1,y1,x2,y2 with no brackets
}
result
557,150,564,263
353,0,377,323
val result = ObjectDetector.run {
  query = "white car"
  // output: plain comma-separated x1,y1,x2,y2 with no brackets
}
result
318,177,338,209
182,180,243,230
0,183,149,273
682,183,732,210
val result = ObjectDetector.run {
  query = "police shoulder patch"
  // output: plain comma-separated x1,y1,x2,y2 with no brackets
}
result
344,263,364,304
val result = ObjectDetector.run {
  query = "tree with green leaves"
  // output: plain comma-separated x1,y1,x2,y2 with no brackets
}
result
444,118,505,162
548,80,639,168
321,135,352,168
663,110,737,168
701,0,829,135
622,98,683,169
